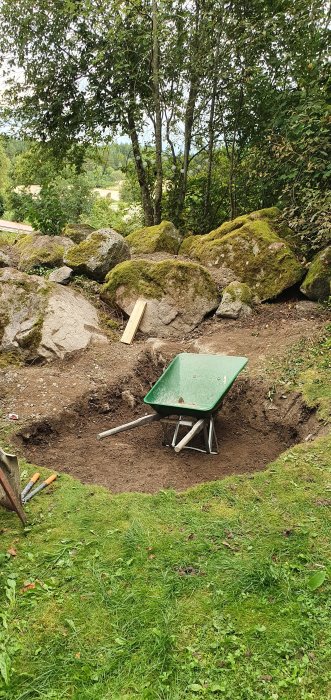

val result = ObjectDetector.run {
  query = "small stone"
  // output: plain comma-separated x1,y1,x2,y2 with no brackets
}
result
121,390,136,409
216,281,255,319
49,266,73,285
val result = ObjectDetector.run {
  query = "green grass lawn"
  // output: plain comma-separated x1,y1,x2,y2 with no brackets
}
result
0,326,330,700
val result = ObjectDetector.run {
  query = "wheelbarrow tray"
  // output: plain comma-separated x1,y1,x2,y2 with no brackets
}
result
144,353,248,418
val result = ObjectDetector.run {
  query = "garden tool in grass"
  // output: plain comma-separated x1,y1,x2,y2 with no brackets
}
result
98,353,248,455
21,472,40,500
0,447,26,525
22,474,57,504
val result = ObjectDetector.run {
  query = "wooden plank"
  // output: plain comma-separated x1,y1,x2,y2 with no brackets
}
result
120,298,147,345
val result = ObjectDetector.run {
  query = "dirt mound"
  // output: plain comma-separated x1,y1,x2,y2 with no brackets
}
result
16,361,320,493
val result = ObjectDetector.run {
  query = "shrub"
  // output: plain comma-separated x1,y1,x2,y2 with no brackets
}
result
83,196,143,236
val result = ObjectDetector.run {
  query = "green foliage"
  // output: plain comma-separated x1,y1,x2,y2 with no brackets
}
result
0,194,4,218
0,141,9,192
0,0,329,248
83,197,143,237
8,190,33,223
26,183,67,235
10,174,93,235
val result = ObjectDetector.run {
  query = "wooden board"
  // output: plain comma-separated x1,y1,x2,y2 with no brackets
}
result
120,298,147,345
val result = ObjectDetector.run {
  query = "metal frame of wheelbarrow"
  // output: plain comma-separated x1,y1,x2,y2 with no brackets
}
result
97,353,248,455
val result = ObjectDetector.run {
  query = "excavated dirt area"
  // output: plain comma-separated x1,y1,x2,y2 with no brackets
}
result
1,296,329,493
16,359,321,493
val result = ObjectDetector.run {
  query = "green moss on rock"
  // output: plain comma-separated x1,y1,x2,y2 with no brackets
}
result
63,223,95,244
101,258,219,337
300,247,331,301
16,234,73,272
0,268,51,361
65,233,105,267
180,207,281,256
223,281,254,304
101,259,218,306
180,209,303,301
126,220,182,254
64,229,130,281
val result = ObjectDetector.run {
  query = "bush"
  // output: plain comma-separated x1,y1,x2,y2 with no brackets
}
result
28,182,67,235
83,196,143,236
9,189,34,223
8,173,94,234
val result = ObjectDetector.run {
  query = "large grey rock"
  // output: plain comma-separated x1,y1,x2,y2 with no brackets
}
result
0,268,108,361
64,228,131,281
16,234,74,272
49,265,73,285
101,259,219,338
216,281,255,319
180,208,304,300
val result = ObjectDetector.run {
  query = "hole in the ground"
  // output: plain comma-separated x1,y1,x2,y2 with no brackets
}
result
14,361,321,494
266,282,306,304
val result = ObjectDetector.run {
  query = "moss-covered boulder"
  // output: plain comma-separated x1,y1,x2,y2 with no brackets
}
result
300,247,331,301
216,281,255,319
0,268,107,362
16,234,74,272
64,228,130,281
63,223,95,244
126,220,182,255
180,208,303,301
101,259,219,338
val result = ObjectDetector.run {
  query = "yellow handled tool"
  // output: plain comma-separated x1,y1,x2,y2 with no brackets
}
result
23,474,57,504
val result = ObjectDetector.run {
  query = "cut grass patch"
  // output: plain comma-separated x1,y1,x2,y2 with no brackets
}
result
0,325,330,699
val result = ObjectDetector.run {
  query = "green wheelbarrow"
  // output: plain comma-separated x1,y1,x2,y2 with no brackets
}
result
97,353,248,454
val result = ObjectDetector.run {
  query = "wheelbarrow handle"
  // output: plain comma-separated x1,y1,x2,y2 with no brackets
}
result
97,413,161,440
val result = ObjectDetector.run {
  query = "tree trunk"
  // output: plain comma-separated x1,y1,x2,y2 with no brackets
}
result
203,29,221,226
229,85,244,220
174,0,201,224
127,108,154,226
175,82,198,223
152,0,163,225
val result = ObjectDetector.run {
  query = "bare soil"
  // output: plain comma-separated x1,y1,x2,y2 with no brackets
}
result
1,296,329,493
16,372,320,493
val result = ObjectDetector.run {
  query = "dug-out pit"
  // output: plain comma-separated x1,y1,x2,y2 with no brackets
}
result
15,355,321,493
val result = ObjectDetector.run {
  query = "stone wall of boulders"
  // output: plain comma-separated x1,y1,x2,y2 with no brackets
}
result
0,208,329,362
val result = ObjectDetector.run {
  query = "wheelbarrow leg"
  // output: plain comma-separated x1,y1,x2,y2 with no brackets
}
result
208,416,218,455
